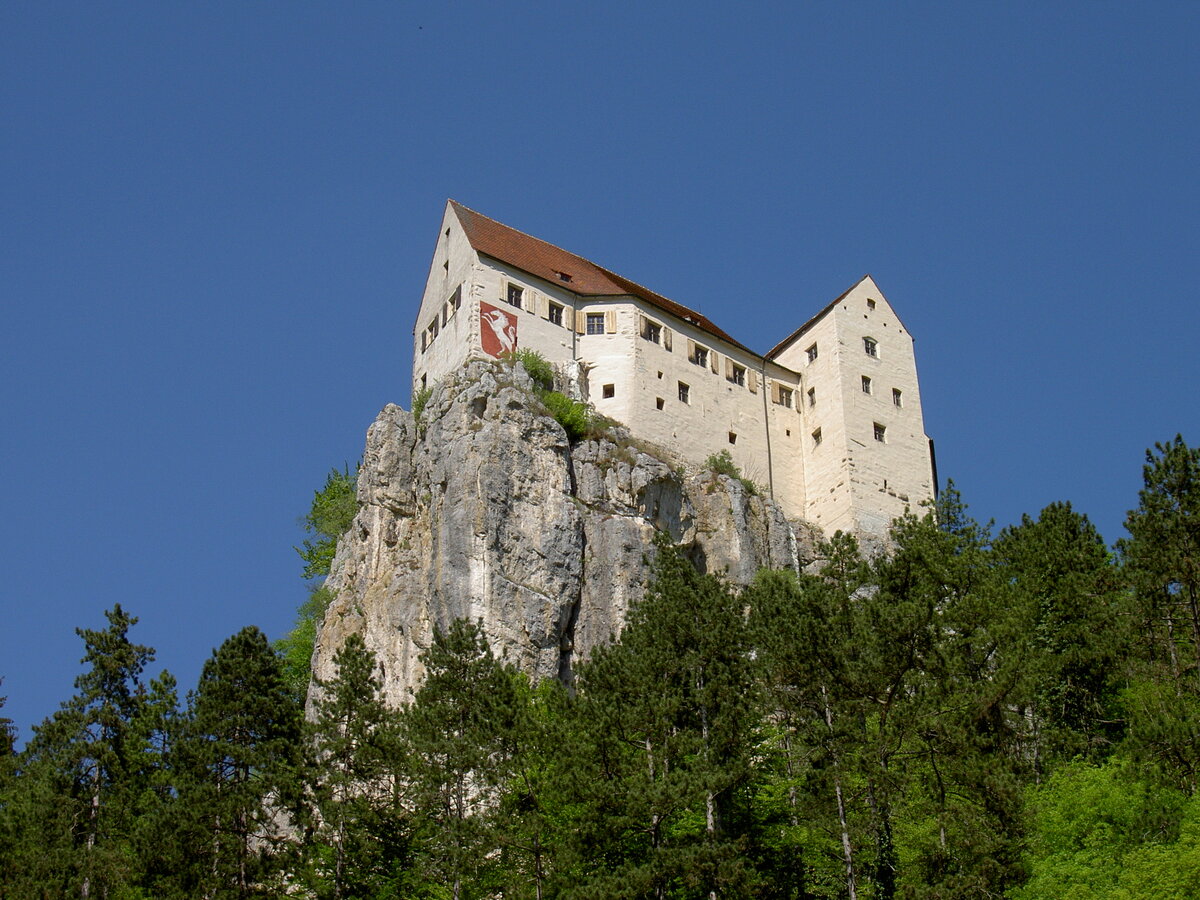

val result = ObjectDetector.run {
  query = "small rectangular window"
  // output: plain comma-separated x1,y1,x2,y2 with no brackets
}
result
642,319,662,344
728,364,746,387
450,284,462,312
864,336,878,357
586,313,604,335
507,283,524,309
656,397,664,410
728,432,737,445
867,298,876,311
602,384,615,399
893,388,903,408
862,376,872,394
807,387,816,407
692,346,709,368
678,381,690,404
812,428,822,446
806,343,818,364
548,302,563,326
874,422,887,442
777,386,794,408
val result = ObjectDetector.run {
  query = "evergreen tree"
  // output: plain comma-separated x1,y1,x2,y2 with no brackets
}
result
305,632,410,899
0,605,167,899
401,618,520,900
171,626,303,899
1119,436,1200,792
566,538,758,899
994,501,1124,766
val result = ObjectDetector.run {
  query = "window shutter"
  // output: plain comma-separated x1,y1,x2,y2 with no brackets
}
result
537,293,549,319
605,310,617,333
725,357,734,379
663,327,672,351
710,351,720,374
687,339,697,363
564,307,575,331
749,370,759,393
575,309,586,334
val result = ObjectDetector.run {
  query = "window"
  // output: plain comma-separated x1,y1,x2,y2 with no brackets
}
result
728,432,737,445
778,386,794,408
728,364,746,387
806,343,818,363
678,382,690,404
656,397,665,410
874,422,887,443
864,336,878,357
692,346,709,368
893,388,903,408
642,319,662,344
507,283,524,309
812,428,822,446
586,313,605,334
807,387,816,407
548,302,563,327
602,384,615,399
449,284,462,313
861,376,872,394
556,271,572,283
867,298,876,311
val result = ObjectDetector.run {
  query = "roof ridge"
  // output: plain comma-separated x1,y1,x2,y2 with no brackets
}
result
764,274,873,360
449,200,599,271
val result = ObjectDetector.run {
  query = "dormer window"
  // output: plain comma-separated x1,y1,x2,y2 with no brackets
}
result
556,271,572,283
864,336,878,357
507,284,524,309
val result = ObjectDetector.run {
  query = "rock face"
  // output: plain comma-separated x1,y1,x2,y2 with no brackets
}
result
311,360,820,706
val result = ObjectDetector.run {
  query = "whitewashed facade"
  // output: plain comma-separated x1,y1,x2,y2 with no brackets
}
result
412,201,936,540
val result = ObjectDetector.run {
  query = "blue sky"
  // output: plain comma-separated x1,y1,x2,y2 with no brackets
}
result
2,2,1197,740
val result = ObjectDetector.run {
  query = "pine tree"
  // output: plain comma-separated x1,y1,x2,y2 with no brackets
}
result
1,605,166,898
566,538,758,899
401,618,520,900
305,632,410,899
171,626,303,899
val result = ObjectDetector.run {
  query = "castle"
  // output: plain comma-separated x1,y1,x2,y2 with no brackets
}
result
413,201,936,539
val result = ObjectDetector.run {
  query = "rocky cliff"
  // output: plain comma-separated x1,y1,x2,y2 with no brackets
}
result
311,359,820,705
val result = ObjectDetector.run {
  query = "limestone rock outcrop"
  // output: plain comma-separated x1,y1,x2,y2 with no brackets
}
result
311,360,820,706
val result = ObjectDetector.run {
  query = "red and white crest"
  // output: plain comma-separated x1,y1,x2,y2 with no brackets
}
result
479,302,518,357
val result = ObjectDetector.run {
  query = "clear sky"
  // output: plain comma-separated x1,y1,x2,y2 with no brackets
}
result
2,2,1197,741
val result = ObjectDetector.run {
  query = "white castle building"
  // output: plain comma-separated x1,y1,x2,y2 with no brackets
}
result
413,201,937,540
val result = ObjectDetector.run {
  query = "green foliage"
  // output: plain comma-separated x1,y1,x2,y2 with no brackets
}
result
540,389,592,442
705,448,759,495
277,585,335,703
296,465,359,581
171,626,304,898
412,385,433,422
513,348,555,393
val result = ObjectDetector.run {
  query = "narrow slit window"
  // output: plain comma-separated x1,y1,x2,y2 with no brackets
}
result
862,376,872,394
893,388,903,407
812,428,822,446
807,387,816,407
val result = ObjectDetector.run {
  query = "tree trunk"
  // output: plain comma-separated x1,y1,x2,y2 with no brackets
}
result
822,684,857,900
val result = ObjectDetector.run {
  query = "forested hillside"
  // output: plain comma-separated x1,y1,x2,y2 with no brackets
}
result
2,437,1199,898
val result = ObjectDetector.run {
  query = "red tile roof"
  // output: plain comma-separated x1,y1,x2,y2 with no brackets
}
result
450,201,753,354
